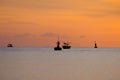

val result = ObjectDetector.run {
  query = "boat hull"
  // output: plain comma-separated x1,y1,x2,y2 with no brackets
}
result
54,47,62,51
7,44,13,47
94,47,97,48
7,46,13,47
62,46,71,49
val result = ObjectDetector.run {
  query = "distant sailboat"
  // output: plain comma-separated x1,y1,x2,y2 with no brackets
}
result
54,40,62,51
54,36,62,51
7,44,13,47
94,41,97,48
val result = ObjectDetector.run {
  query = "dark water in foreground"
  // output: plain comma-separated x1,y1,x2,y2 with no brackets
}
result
0,47,120,80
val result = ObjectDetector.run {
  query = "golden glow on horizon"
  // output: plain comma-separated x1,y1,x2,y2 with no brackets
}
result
0,0,120,47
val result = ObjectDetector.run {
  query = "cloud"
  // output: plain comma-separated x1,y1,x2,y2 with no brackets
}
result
40,32,71,39
12,33,31,38
41,32,58,38
1,0,120,17
0,33,33,46
0,0,65,10
80,35,87,39
0,33,32,39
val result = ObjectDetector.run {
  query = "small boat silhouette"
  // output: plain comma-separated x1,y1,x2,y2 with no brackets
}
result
62,42,71,49
94,41,97,48
7,44,13,47
54,41,62,51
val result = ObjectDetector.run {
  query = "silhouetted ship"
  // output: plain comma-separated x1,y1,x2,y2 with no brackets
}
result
94,41,97,48
62,42,71,49
7,44,13,47
54,41,62,51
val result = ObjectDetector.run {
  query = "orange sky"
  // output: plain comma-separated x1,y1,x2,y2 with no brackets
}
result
0,0,120,47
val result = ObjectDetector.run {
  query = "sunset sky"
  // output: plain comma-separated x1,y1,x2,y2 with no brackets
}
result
0,0,120,47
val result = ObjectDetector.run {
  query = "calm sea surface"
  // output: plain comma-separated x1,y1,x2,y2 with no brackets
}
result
0,47,120,80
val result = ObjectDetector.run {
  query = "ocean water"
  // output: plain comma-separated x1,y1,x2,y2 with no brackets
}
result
0,47,120,80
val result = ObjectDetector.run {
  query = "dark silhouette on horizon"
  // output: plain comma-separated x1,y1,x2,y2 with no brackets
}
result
7,44,13,47
54,40,62,51
62,42,71,49
94,41,97,48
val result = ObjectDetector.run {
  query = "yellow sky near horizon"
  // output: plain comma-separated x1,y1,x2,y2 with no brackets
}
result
0,0,120,47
